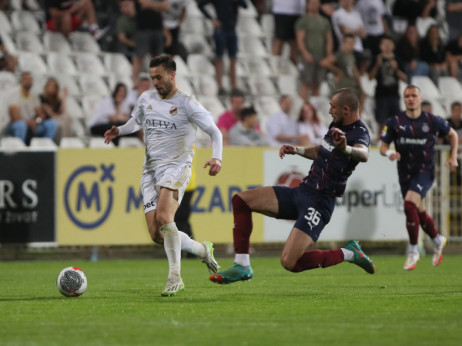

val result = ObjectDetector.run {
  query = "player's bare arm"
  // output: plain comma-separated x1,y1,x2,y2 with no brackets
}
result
332,128,368,162
379,141,401,161
445,128,459,172
204,158,222,176
279,144,319,160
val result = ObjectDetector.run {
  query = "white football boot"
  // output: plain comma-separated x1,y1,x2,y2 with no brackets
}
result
201,241,220,274
403,252,420,271
432,235,447,266
161,274,185,297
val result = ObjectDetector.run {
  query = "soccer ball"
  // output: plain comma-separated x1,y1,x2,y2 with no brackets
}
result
56,267,87,297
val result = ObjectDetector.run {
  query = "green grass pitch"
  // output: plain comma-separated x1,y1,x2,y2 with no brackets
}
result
1,255,461,346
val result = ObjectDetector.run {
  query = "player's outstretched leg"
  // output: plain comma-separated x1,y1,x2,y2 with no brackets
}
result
209,263,253,284
161,273,185,297
177,232,220,274
201,241,220,274
345,240,376,274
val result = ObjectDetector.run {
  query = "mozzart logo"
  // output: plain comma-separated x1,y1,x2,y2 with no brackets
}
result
64,164,115,229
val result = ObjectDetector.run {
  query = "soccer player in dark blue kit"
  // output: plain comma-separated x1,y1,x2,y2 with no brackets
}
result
210,88,375,284
380,85,459,271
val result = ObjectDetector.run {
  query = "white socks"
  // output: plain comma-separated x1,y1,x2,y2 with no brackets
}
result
433,234,443,247
408,244,419,254
341,248,354,262
178,231,206,258
235,253,250,266
160,223,181,277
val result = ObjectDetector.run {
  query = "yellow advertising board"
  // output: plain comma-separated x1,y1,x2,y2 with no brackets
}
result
57,147,264,245
191,147,264,243
57,148,151,245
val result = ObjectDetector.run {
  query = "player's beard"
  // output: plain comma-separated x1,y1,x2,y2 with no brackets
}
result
158,81,173,98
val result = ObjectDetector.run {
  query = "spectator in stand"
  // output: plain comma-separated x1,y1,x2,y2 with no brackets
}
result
197,0,247,95
5,72,58,145
45,0,106,39
321,34,364,113
87,82,130,145
395,24,429,82
266,95,309,147
355,0,389,59
132,0,169,85
297,102,328,145
420,25,448,84
446,0,462,43
0,36,17,73
229,106,268,146
445,33,462,79
116,0,137,61
368,35,407,143
319,0,337,18
447,101,462,145
295,0,333,100
331,0,367,72
216,89,246,145
39,77,72,143
392,0,437,25
123,75,152,113
421,100,433,113
271,0,306,65
163,0,189,62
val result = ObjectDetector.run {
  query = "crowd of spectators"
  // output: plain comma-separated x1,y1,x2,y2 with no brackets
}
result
2,0,462,148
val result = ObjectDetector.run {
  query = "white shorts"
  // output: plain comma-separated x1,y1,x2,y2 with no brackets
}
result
141,163,192,214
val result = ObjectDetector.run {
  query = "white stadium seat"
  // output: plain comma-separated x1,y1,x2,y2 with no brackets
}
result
277,75,299,97
0,71,19,92
103,52,132,77
15,31,44,53
438,76,462,100
81,94,103,119
60,137,86,148
66,96,84,119
18,52,47,74
254,96,281,118
69,32,101,53
239,36,270,57
89,137,114,148
248,76,278,96
0,136,26,149
187,54,215,76
411,76,442,100
0,11,13,35
176,75,194,94
47,52,78,75
191,74,218,96
79,74,110,96
237,15,264,37
30,137,58,150
43,31,72,53
10,10,41,33
75,52,107,75
196,95,226,121
240,56,273,76
0,33,17,54
173,56,191,77
180,15,207,35
119,137,144,148
180,34,213,56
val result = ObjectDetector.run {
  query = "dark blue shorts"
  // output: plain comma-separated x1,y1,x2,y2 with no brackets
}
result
213,29,238,58
399,172,434,199
272,184,336,242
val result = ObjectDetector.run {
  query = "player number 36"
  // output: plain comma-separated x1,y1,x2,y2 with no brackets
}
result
304,207,321,226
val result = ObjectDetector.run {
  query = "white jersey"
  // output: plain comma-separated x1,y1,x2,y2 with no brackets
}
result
131,88,222,173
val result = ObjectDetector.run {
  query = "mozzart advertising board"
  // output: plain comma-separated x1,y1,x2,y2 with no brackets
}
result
0,151,55,243
263,148,407,242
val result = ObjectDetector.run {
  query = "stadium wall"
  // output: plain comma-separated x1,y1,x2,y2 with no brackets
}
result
0,146,412,246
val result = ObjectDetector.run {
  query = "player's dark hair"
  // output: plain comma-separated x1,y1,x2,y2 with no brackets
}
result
149,55,176,72
112,82,127,100
332,88,359,112
240,106,257,120
404,84,421,93
380,34,394,43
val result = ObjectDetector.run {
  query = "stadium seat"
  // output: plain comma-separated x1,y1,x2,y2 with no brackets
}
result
69,32,101,53
248,76,278,96
173,55,191,77
29,137,58,150
60,137,86,148
360,75,377,98
107,74,133,92
310,96,332,123
0,136,26,149
79,74,110,96
239,36,270,57
75,52,107,75
15,31,44,53
291,95,305,117
269,56,298,76
180,15,207,35
191,74,218,96
103,52,132,77
10,10,41,33
411,76,442,100
180,33,213,57
187,54,215,76
81,94,103,119
240,56,273,76
47,52,78,75
195,95,226,121
0,32,17,54
0,71,19,92
43,31,72,53
53,73,81,96
277,75,299,97
176,75,194,94
424,97,448,117
238,1,258,17
89,137,114,148
438,76,462,100
66,95,84,119
18,51,47,74
0,11,13,35
260,13,275,46
119,137,144,148
237,15,264,37
254,96,281,118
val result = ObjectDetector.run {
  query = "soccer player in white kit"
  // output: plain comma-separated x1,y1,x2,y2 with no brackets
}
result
104,56,223,296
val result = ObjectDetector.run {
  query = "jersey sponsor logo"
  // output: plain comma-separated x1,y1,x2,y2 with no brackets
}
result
147,104,152,110
144,200,156,210
422,123,429,133
399,137,427,145
416,184,423,191
321,139,335,152
145,119,177,129
358,138,369,146
170,106,178,116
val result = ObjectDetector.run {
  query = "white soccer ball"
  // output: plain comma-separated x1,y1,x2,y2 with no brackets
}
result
56,267,87,297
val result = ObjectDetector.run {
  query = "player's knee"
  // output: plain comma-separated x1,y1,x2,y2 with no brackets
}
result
404,200,418,215
150,228,163,245
232,193,249,211
154,211,171,227
280,254,296,272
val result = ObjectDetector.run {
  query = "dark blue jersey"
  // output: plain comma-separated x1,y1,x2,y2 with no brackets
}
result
381,111,451,179
304,119,370,197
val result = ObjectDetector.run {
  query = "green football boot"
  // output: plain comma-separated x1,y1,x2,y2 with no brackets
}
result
345,240,375,274
209,263,253,284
